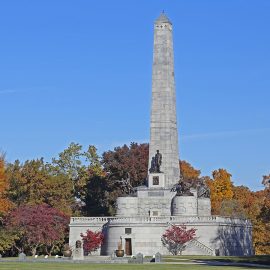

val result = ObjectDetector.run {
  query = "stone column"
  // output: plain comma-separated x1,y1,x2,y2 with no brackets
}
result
148,13,180,188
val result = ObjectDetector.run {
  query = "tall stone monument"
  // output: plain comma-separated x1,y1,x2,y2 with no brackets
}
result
69,13,253,257
148,13,180,188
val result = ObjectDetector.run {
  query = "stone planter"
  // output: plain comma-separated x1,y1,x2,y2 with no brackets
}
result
63,250,72,257
115,250,124,257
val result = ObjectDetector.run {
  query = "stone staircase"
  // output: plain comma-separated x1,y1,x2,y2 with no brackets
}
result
185,239,214,256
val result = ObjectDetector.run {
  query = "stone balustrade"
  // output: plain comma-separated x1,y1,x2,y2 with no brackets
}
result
70,217,111,223
70,216,251,226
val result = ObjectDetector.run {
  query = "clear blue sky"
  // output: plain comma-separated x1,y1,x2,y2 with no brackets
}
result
1,0,269,191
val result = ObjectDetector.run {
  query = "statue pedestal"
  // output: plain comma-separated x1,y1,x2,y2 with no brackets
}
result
148,173,165,188
172,195,197,216
198,197,211,216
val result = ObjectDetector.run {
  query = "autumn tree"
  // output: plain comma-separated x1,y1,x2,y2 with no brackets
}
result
102,143,148,214
259,174,270,226
0,156,13,215
102,143,149,187
219,199,246,218
232,186,260,219
206,169,234,215
218,178,270,254
6,159,74,215
6,204,69,255
255,176,270,254
179,160,201,183
80,229,104,255
219,185,257,219
0,226,20,256
162,225,196,255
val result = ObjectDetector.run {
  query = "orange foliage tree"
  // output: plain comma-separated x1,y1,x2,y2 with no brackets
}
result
232,186,261,219
179,160,201,183
255,178,270,254
206,169,233,215
0,156,13,215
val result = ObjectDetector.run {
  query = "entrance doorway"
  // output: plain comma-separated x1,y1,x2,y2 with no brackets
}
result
125,238,132,255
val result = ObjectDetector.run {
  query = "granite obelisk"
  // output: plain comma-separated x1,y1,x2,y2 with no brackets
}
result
148,12,180,188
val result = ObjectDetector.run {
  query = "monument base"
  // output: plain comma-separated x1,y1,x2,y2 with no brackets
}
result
69,215,253,256
148,173,165,188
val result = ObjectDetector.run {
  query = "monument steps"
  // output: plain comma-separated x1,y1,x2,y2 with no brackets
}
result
186,239,214,256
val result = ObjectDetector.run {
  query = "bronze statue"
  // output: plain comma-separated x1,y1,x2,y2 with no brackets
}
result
149,150,162,173
155,150,162,172
197,179,210,198
170,183,181,193
116,173,134,195
171,180,193,196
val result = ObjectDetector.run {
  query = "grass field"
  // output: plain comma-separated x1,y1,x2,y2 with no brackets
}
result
164,255,270,265
0,263,268,270
0,255,269,270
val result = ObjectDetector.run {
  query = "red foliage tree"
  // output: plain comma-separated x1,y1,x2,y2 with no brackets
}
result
162,225,197,255
6,204,69,255
102,143,149,187
80,229,104,254
101,143,149,215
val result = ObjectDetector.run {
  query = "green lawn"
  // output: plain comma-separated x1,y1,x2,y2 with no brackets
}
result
0,256,269,270
164,255,270,265
0,262,268,270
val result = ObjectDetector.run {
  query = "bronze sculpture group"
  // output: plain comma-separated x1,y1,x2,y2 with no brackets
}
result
116,149,210,198
171,178,210,198
149,150,162,173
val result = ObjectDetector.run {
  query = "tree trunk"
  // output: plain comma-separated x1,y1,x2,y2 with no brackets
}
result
14,244,23,253
47,245,55,256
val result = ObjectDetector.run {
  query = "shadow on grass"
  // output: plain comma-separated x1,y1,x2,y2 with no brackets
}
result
165,255,270,268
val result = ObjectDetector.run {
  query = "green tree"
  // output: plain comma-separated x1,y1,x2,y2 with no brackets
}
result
51,142,88,199
85,145,105,177
0,218,20,256
51,143,104,203
82,146,109,216
83,175,109,216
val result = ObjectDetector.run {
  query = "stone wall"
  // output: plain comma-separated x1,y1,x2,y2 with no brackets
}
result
69,216,253,256
116,188,175,217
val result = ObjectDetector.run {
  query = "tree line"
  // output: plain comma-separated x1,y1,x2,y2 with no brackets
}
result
0,142,269,255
